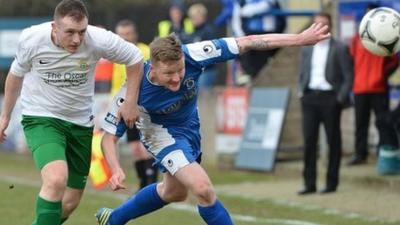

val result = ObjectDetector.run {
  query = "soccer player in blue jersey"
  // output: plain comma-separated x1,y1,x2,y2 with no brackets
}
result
96,22,330,225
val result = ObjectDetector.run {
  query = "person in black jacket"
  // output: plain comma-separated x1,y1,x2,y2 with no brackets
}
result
297,13,353,195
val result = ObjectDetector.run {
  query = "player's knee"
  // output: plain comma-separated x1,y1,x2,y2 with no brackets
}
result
192,181,215,205
159,183,188,202
40,177,67,200
163,185,188,202
164,190,188,202
41,161,68,192
42,174,67,191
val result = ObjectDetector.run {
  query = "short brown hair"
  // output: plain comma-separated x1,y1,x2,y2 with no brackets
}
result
54,0,88,22
150,33,183,62
116,19,136,29
315,12,332,26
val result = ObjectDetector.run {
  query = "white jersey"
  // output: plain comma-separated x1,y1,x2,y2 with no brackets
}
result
10,22,143,127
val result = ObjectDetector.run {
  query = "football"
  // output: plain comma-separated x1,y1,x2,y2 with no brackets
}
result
358,7,400,56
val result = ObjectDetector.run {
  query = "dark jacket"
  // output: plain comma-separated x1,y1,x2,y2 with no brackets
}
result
299,38,354,106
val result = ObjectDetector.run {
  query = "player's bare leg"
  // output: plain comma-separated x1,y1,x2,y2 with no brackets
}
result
61,187,84,223
34,160,67,225
173,162,233,224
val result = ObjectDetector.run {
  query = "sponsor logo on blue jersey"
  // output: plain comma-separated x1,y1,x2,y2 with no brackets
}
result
155,80,198,115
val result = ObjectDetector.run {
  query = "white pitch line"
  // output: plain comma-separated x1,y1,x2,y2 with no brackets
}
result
5,174,390,224
217,191,388,223
0,174,390,224
1,174,324,225
169,203,324,225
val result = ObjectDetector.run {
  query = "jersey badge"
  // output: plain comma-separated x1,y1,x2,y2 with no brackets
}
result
183,78,195,90
78,59,89,71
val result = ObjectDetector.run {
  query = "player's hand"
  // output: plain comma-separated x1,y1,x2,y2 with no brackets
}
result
0,115,10,143
109,167,126,191
298,22,331,45
117,99,139,129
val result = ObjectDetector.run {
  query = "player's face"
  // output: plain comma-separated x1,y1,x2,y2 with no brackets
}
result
52,16,88,53
116,25,138,44
152,57,185,92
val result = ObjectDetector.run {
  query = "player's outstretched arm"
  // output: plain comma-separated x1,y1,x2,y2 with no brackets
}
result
0,73,24,143
101,132,127,191
236,22,331,54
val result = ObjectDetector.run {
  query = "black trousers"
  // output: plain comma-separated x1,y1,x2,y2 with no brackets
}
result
301,90,342,189
354,93,398,159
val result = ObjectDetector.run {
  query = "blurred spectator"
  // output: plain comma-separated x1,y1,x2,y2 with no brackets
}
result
214,0,234,27
376,96,400,175
377,100,400,144
348,3,399,166
187,3,219,91
112,19,150,96
113,19,158,191
232,0,286,80
298,13,353,195
157,0,193,43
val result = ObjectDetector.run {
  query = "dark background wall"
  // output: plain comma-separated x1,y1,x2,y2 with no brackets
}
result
0,0,225,92
0,0,223,43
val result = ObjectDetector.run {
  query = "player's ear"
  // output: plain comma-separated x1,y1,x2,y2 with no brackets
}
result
51,22,57,32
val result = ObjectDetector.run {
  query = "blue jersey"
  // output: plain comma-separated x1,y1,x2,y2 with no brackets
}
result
140,38,238,124
102,37,239,172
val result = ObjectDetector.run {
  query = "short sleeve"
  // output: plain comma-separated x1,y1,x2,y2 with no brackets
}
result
102,83,128,137
183,37,239,68
9,30,33,77
97,28,143,66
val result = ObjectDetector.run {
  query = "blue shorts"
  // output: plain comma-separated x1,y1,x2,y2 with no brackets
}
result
153,137,202,175
100,85,202,175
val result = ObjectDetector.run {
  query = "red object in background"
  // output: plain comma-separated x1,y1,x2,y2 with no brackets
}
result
94,58,113,82
217,87,249,134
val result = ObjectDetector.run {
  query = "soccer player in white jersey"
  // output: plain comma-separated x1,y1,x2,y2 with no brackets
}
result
0,0,143,224
96,23,330,225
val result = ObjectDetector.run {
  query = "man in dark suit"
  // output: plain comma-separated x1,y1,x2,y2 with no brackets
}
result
298,12,353,195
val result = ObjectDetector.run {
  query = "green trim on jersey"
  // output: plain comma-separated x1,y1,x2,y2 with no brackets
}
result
22,115,93,189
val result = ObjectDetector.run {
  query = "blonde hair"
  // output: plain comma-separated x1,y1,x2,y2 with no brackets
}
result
150,33,183,63
188,3,207,19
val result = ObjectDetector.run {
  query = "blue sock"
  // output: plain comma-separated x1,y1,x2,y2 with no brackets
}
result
109,183,167,225
198,199,234,225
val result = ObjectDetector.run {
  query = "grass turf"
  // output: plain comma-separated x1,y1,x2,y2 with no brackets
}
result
0,150,398,225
